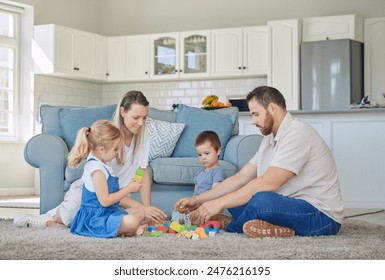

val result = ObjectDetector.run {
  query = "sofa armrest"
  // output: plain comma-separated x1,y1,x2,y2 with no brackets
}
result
223,134,263,170
24,133,69,214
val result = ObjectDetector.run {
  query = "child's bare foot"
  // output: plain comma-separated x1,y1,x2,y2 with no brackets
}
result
46,220,66,227
136,223,148,235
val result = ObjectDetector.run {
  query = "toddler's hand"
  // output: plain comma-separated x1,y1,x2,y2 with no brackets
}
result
126,180,143,193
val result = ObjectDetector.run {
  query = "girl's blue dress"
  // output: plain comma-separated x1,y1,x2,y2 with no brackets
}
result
70,159,127,238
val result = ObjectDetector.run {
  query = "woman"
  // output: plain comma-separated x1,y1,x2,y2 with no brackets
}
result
13,90,166,228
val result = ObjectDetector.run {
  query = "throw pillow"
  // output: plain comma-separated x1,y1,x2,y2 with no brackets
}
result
59,104,117,150
146,117,185,161
172,104,236,159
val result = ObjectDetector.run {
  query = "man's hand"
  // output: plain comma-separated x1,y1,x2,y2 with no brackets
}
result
196,200,222,224
174,197,200,213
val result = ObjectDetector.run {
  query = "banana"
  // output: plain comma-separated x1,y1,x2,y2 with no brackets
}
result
202,95,213,106
202,95,219,106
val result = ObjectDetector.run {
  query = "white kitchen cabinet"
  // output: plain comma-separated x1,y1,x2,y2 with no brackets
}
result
94,34,108,81
364,17,385,106
180,30,210,79
150,31,210,80
211,26,268,77
33,24,99,80
108,35,150,82
302,14,364,42
267,19,301,110
107,36,126,81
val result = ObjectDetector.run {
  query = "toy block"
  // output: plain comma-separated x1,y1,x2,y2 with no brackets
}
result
147,225,157,232
182,231,193,239
168,229,176,234
194,227,207,239
206,221,220,229
150,231,163,237
191,233,200,240
204,227,220,234
208,231,217,237
170,221,187,233
134,168,144,182
156,226,167,233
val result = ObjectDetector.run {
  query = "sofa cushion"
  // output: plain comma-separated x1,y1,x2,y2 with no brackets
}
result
148,107,177,123
147,117,185,161
59,104,117,150
149,157,237,185
40,104,82,137
172,104,237,159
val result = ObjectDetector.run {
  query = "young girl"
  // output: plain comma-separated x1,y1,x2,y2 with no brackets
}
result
69,120,144,238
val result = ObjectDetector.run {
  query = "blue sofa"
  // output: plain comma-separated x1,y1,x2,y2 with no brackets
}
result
24,104,263,216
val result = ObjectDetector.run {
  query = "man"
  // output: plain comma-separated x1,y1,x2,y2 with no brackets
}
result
174,86,343,238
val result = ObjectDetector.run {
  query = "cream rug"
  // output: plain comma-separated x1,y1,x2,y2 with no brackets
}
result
0,218,384,260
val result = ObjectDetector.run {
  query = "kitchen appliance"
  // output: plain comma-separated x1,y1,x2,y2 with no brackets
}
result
300,39,364,110
229,99,248,111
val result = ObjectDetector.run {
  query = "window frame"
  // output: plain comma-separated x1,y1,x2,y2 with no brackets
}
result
0,1,33,142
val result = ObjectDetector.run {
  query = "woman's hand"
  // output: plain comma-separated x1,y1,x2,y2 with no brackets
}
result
143,206,167,224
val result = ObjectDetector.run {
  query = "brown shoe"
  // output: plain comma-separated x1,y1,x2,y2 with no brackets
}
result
210,213,233,230
243,219,295,238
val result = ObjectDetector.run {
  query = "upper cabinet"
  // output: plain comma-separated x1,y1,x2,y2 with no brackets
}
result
302,14,364,42
267,19,301,110
211,26,268,77
107,35,150,82
33,24,108,81
150,30,210,80
364,18,385,105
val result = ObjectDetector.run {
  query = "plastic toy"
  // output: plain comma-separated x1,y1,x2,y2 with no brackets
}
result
134,168,144,182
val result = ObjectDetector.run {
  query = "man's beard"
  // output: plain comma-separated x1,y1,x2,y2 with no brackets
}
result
258,111,274,136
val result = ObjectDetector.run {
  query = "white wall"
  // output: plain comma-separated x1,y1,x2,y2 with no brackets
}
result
12,0,385,35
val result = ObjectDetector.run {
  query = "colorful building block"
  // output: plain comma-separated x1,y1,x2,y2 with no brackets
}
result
134,168,144,182
170,221,187,233
194,227,207,239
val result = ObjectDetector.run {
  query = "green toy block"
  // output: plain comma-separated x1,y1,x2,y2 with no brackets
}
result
150,231,163,237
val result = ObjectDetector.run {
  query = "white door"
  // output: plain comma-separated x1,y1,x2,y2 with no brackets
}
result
107,36,126,82
75,30,95,78
150,32,180,80
211,28,243,77
54,25,76,74
94,34,108,81
243,26,268,76
268,19,301,110
125,35,150,81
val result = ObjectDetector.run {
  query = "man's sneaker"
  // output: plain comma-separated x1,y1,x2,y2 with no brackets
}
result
242,219,295,238
13,214,53,228
210,213,233,230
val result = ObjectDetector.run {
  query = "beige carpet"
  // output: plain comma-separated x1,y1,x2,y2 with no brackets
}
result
1,218,384,260
343,208,384,218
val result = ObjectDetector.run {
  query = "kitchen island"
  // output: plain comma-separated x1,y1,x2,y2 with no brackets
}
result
239,108,385,209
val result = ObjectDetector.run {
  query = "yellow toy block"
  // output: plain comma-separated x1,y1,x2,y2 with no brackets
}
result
134,168,144,182
170,221,187,233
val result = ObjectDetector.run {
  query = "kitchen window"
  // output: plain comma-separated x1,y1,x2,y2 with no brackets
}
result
0,1,33,141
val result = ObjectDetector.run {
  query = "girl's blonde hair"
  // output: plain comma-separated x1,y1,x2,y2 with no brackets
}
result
67,120,124,168
113,90,149,162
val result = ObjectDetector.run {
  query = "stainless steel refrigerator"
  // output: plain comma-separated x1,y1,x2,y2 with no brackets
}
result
300,39,364,110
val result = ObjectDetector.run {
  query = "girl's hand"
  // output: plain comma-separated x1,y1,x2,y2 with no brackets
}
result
126,180,143,193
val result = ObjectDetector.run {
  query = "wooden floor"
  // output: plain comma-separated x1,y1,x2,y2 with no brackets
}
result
0,195,385,226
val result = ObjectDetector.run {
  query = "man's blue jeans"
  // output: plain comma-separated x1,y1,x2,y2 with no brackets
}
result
226,191,341,236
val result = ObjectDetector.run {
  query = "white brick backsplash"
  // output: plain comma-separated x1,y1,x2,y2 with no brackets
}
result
34,76,267,113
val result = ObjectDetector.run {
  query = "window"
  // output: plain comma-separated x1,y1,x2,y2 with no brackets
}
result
0,1,33,141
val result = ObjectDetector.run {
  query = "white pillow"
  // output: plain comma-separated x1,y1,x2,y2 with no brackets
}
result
146,117,185,161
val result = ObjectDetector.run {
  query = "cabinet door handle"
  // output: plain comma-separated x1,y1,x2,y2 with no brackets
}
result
243,66,246,69
106,73,109,76
145,71,148,74
179,69,183,72
238,67,242,70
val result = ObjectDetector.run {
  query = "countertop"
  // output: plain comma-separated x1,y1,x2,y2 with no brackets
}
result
238,107,385,116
